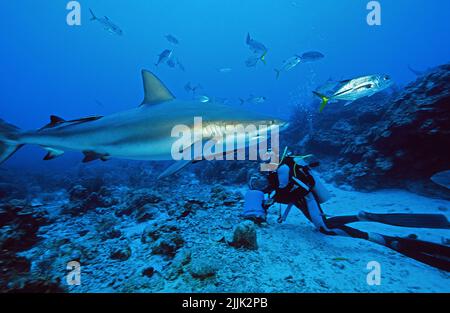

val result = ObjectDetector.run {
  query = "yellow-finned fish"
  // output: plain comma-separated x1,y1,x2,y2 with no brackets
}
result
313,74,393,112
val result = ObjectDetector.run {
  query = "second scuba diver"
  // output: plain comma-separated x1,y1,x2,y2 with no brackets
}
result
242,148,450,272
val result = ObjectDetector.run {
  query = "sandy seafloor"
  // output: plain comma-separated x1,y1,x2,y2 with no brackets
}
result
12,175,450,293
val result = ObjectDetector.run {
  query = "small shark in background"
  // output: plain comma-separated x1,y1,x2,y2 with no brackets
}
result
89,9,123,36
313,75,393,112
165,34,179,45
0,71,288,179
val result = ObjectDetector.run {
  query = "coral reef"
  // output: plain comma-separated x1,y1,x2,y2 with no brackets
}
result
230,220,258,250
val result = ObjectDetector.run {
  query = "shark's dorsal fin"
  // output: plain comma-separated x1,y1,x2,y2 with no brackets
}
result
50,115,66,125
38,115,103,131
140,70,175,106
38,115,66,130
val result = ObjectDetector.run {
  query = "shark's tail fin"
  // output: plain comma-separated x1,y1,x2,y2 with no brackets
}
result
239,98,245,105
312,91,330,113
0,119,23,165
89,8,97,21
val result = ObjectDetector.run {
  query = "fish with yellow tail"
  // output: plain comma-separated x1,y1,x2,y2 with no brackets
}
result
313,74,393,112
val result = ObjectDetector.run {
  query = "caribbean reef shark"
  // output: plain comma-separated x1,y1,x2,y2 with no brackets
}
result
0,70,287,178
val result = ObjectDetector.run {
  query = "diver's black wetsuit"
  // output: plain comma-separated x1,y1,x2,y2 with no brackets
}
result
265,157,368,239
262,156,450,272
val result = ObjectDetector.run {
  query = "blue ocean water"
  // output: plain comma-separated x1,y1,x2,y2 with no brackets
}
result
1,0,449,167
0,0,449,293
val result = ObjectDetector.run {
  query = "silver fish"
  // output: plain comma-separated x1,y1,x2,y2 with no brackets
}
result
300,51,325,63
89,9,123,36
156,49,173,67
196,95,211,103
274,55,302,79
246,33,267,54
240,95,267,105
313,74,393,112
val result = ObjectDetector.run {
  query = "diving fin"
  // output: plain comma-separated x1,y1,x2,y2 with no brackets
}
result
359,211,450,229
383,235,450,272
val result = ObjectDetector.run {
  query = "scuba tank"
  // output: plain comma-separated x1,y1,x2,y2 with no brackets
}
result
277,164,290,189
309,168,331,204
293,157,331,204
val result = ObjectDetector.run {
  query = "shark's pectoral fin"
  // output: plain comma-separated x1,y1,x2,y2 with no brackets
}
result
140,70,175,106
43,147,65,161
82,151,110,163
158,160,196,180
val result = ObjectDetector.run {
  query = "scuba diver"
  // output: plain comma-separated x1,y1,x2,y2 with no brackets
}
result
242,148,450,272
